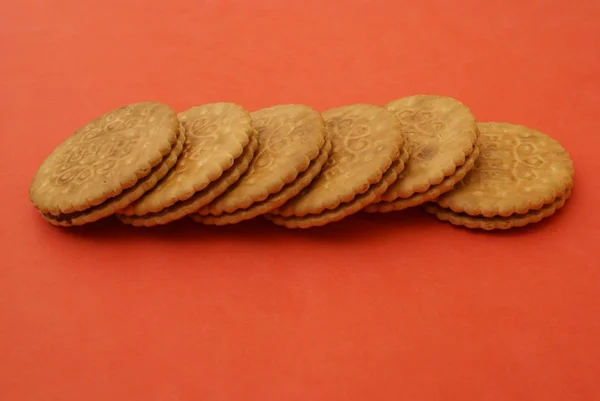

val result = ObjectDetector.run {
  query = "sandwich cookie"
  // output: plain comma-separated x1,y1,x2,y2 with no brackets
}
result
29,102,181,226
425,122,574,230
268,104,405,228
192,104,330,225
118,103,256,227
366,95,479,213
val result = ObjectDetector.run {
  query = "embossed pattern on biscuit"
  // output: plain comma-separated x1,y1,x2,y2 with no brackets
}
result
42,130,186,227
383,95,479,199
122,103,253,216
205,105,327,215
436,122,574,217
30,102,179,215
276,104,404,217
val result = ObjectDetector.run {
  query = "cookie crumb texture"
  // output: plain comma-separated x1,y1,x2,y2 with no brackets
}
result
29,96,575,230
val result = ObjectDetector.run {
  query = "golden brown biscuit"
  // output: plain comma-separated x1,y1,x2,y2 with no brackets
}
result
29,102,180,224
43,130,185,226
436,122,574,217
269,104,405,228
378,95,479,204
193,104,328,225
117,103,255,226
427,122,574,230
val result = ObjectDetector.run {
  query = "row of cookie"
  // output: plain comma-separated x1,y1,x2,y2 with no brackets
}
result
29,95,574,230
128,98,572,232
113,102,405,229
29,101,398,228
267,95,482,228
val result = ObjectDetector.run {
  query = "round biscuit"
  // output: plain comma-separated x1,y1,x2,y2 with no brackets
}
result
436,122,574,217
29,102,179,215
381,95,479,200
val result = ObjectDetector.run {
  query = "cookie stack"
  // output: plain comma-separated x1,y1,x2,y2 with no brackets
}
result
29,95,575,230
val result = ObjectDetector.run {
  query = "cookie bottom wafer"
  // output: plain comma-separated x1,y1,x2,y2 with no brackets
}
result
424,189,571,230
366,146,479,213
267,156,405,229
43,130,186,227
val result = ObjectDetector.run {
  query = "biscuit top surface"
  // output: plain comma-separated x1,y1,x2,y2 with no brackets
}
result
124,103,253,215
29,102,179,215
436,122,574,216
384,95,479,198
278,104,404,215
207,104,327,214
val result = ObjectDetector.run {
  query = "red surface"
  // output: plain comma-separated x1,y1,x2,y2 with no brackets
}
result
2,0,600,400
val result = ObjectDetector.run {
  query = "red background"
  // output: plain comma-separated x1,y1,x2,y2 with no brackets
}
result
2,0,600,400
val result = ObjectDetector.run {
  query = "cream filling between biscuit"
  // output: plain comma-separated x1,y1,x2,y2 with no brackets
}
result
438,189,571,221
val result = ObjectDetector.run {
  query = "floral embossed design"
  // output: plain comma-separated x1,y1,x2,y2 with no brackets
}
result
276,104,404,215
48,104,165,189
135,103,252,205
29,102,179,214
206,104,327,213
380,95,479,199
437,122,574,214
